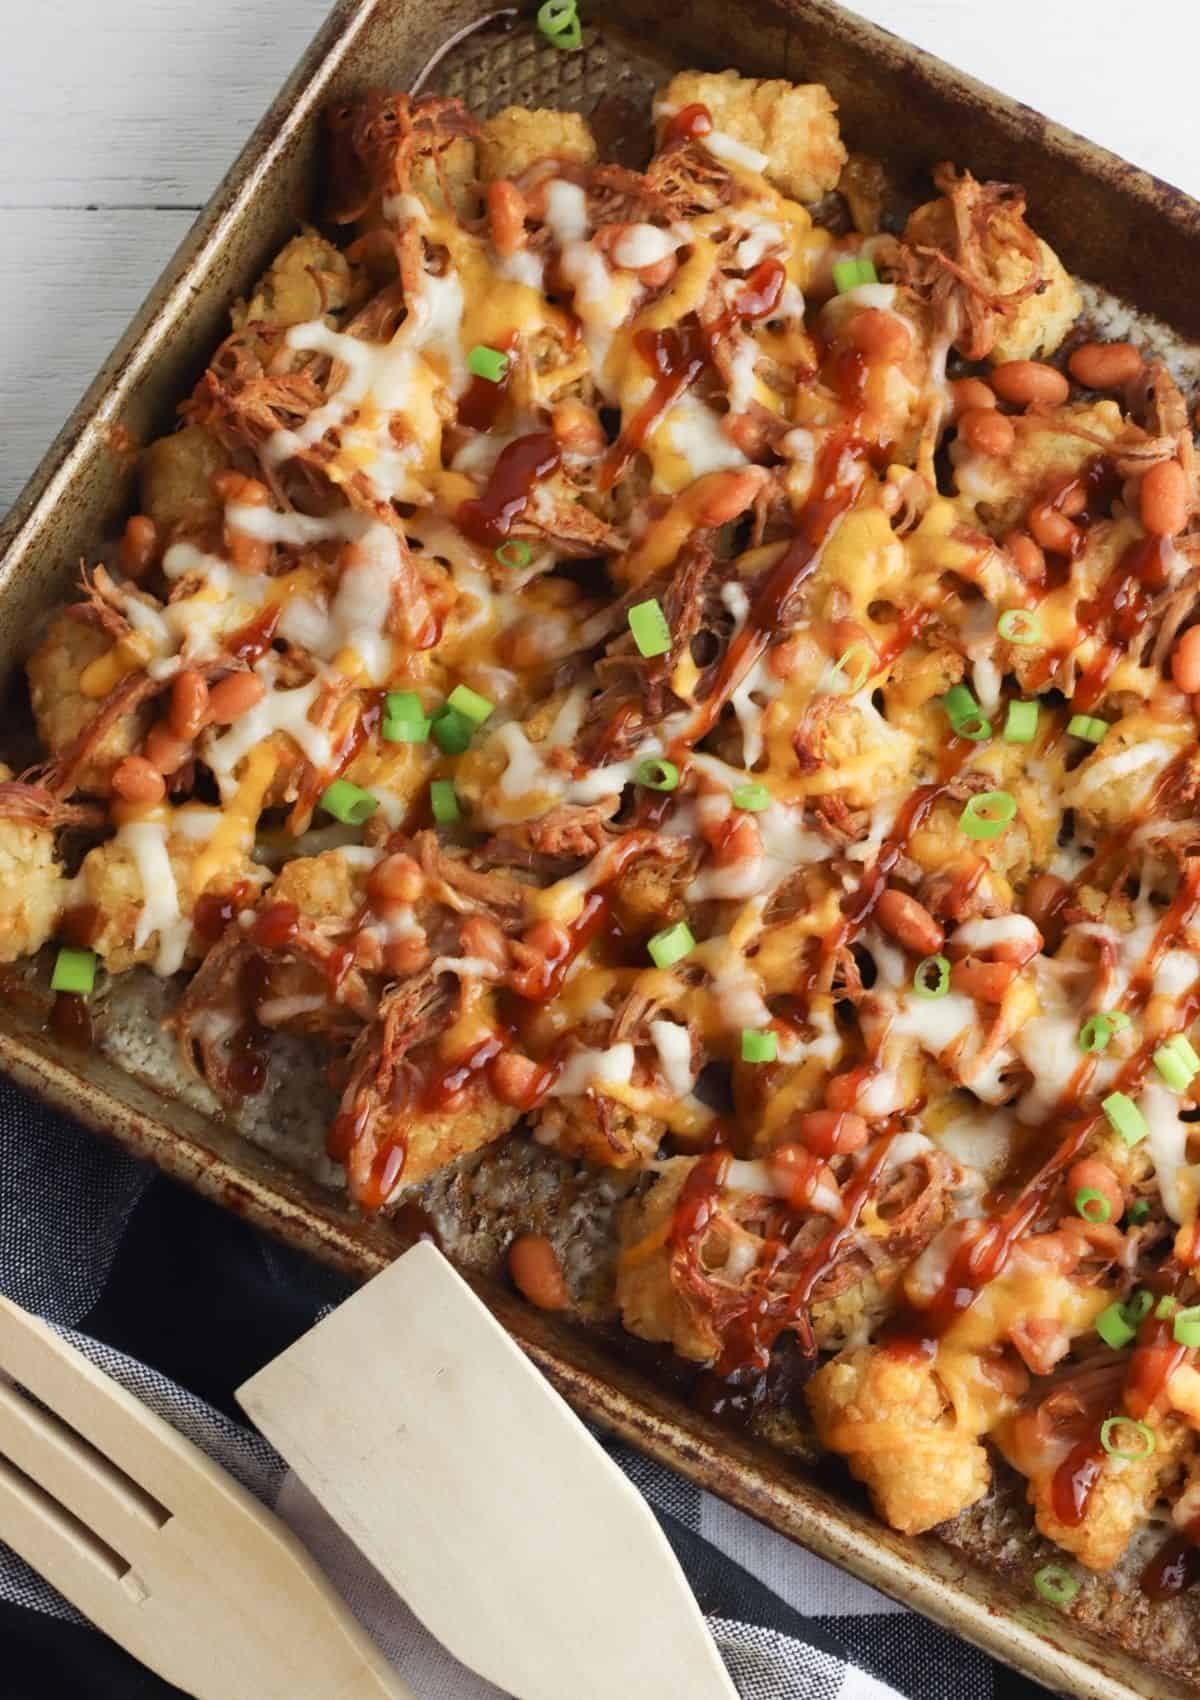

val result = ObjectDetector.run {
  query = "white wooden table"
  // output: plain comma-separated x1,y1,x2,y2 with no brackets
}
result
1,0,1198,515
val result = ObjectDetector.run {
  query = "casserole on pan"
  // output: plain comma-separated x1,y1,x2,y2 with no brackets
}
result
3,2,1200,1693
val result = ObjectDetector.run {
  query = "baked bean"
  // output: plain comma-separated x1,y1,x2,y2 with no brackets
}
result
768,1145,841,1215
491,1051,546,1108
958,408,1015,457
169,669,210,741
459,914,510,973
211,470,269,508
551,397,607,456
990,360,1069,408
689,466,769,529
1005,531,1046,582
383,936,430,978
1028,501,1081,555
1056,479,1088,518
143,722,190,775
846,307,911,363
353,931,384,973
368,852,423,905
1140,459,1189,537
823,1071,862,1111
830,617,872,659
793,1109,869,1157
111,755,167,805
876,888,943,955
213,472,271,574
1171,626,1200,694
206,672,266,724
1068,341,1144,389
950,958,1016,1002
1066,1157,1124,1224
119,514,159,581
509,1234,568,1311
949,377,997,417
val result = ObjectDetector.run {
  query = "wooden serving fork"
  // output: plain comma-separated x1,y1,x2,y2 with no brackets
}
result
0,1293,412,1700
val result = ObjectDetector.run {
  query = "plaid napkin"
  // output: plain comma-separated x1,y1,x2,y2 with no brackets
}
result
0,1077,1041,1699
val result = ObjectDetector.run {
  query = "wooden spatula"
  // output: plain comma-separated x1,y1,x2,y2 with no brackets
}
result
237,1240,739,1700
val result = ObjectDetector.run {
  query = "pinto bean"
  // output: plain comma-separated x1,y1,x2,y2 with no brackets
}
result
459,914,510,973
688,466,768,528
1141,459,1189,538
491,1051,547,1108
949,377,997,417
383,936,430,978
846,308,911,363
950,958,1016,1002
1172,626,1200,694
959,408,1015,457
509,1234,568,1311
143,722,190,775
876,888,943,955
111,755,166,804
1066,1158,1125,1223
990,360,1069,408
1028,501,1081,556
768,1145,842,1216
119,514,159,581
1068,341,1144,389
368,853,423,905
206,672,266,724
793,1109,869,1156
1004,530,1046,583
169,669,209,741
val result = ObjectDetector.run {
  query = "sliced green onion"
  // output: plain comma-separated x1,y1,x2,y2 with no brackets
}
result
430,707,474,755
855,258,878,285
429,780,460,824
1102,1091,1147,1147
50,947,96,996
998,609,1042,645
446,684,494,727
1166,1033,1200,1072
1068,713,1108,744
495,539,533,570
1074,1187,1111,1224
384,691,424,722
1173,1305,1200,1348
912,955,951,999
1003,700,1038,743
319,779,378,826
942,683,991,742
1096,1301,1136,1349
1154,1041,1197,1091
1124,1289,1154,1327
537,0,582,48
382,713,430,744
1034,1565,1079,1607
628,598,672,658
466,344,510,383
741,1029,778,1064
1099,1416,1155,1460
1126,1200,1151,1225
1156,1293,1177,1317
731,783,770,812
1078,1012,1130,1054
635,758,679,792
832,257,878,292
828,642,873,694
959,790,1017,840
648,921,695,969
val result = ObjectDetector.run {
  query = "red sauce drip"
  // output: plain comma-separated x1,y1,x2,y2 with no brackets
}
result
1072,534,1171,711
670,1151,729,1248
457,336,515,432
663,102,713,145
601,323,709,490
58,905,100,949
1142,1517,1200,1600
48,991,92,1049
1126,1311,1189,1420
457,430,561,545
193,883,254,944
389,1199,443,1250
733,258,786,321
421,1033,505,1111
1051,1435,1106,1526
511,890,610,1002
252,902,300,951
227,955,273,1097
327,1097,368,1165
227,604,281,667
827,346,868,408
362,1140,409,1211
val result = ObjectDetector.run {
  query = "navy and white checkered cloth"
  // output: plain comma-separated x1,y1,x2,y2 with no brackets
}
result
0,1076,1040,1698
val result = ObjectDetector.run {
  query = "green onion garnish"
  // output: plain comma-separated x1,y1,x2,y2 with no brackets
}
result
1099,1417,1155,1460
1078,1012,1130,1052
1068,713,1108,744
628,598,672,658
998,609,1042,645
731,783,770,812
959,790,1017,840
912,955,950,999
1074,1187,1111,1224
319,779,378,825
467,345,510,383
1003,700,1038,743
446,684,494,727
431,707,474,755
1127,1200,1151,1225
1174,1306,1200,1349
1102,1091,1147,1147
536,0,582,48
1156,1293,1177,1317
495,540,533,570
942,683,991,742
1033,1565,1079,1607
828,642,873,694
1124,1289,1155,1327
648,921,695,969
1155,1037,1199,1091
381,691,430,744
832,257,878,292
1096,1300,1136,1349
429,780,460,823
741,1029,778,1064
635,758,679,791
50,947,96,996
